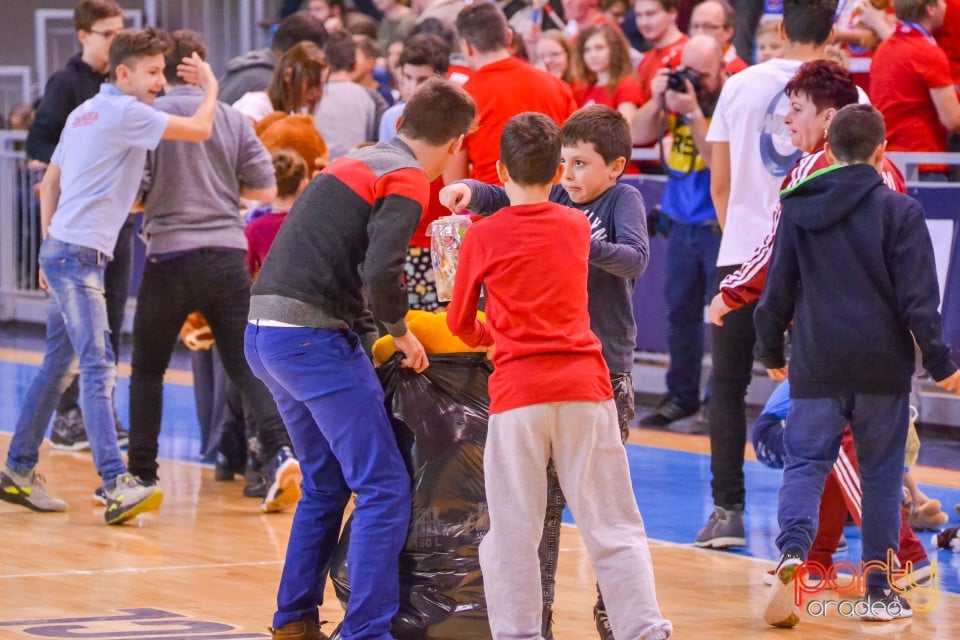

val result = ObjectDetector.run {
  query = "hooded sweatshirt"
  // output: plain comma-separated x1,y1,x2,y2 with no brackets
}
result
754,163,956,398
218,48,278,105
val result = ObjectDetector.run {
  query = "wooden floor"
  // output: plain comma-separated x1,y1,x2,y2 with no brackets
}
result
1,434,959,639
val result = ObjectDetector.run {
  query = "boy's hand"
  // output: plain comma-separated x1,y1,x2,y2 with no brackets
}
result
439,183,473,212
394,331,429,373
708,293,731,326
177,53,218,94
767,367,788,382
935,370,960,395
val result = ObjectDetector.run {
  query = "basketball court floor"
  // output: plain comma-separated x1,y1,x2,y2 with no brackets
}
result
2,337,960,639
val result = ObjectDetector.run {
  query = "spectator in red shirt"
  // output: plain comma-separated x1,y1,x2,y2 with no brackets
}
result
450,2,578,184
688,0,747,73
572,23,645,120
635,0,688,104
871,0,960,178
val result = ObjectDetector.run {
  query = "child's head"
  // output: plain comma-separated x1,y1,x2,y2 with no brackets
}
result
397,34,450,101
270,41,329,113
574,23,633,90
272,11,329,53
782,0,837,46
601,0,629,24
497,112,562,187
536,30,573,84
456,2,509,60
559,105,631,203
272,149,310,199
894,0,945,28
352,34,380,81
75,0,125,73
325,30,357,72
826,104,886,167
109,27,172,105
163,29,207,86
397,78,476,178
7,104,35,131
754,18,784,63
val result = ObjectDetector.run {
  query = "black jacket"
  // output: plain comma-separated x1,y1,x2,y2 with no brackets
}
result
754,163,957,397
26,54,106,163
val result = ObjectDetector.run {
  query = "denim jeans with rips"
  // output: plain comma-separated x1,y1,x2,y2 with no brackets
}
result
6,236,125,483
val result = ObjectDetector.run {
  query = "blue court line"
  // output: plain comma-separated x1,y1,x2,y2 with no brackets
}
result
2,359,960,595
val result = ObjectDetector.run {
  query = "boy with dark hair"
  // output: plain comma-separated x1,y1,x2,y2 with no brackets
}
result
0,28,220,525
244,77,475,640
315,30,378,160
127,30,299,514
379,33,450,142
451,1,577,184
756,103,960,627
26,0,127,452
442,104,647,640
445,111,670,640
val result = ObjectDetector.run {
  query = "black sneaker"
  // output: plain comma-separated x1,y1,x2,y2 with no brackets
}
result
860,585,914,621
113,408,129,449
50,407,90,451
593,603,613,640
542,605,555,640
261,446,301,513
638,398,698,428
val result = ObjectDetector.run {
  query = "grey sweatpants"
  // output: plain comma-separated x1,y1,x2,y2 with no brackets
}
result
479,399,672,640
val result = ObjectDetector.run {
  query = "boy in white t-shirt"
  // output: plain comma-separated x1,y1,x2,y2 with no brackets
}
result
695,0,839,549
0,28,219,525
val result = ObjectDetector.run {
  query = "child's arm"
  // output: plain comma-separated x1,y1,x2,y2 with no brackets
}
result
589,186,649,279
891,200,960,387
753,215,800,376
446,231,493,348
38,162,61,240
162,54,219,143
439,180,510,215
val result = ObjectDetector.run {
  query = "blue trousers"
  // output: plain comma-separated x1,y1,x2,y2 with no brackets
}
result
244,324,411,638
6,237,125,483
777,393,908,588
664,221,719,409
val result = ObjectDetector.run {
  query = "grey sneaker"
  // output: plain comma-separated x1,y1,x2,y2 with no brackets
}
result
694,505,746,548
0,466,67,512
103,473,163,525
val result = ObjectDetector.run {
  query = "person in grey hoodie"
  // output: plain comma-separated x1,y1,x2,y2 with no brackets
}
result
219,11,327,105
756,104,960,628
128,30,299,515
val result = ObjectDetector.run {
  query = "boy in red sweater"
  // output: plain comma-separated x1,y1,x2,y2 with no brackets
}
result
445,112,672,640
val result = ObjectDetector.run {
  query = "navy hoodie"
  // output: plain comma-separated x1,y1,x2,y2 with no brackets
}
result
754,163,957,397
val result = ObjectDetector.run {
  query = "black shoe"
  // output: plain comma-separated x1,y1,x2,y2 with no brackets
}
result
215,452,243,482
49,407,89,451
638,398,698,428
243,476,267,498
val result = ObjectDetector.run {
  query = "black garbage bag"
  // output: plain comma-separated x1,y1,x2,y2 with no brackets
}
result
329,352,493,640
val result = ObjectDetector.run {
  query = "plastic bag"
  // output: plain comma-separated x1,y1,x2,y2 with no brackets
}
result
427,215,472,302
329,353,493,640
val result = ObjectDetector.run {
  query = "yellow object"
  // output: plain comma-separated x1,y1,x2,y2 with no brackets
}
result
372,309,488,365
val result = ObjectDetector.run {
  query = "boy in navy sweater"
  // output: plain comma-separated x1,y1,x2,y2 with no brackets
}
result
756,104,960,627
439,104,648,638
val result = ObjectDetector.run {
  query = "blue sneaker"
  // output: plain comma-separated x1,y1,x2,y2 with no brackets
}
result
261,446,301,513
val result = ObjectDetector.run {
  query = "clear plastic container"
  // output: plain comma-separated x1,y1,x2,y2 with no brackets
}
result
427,215,473,302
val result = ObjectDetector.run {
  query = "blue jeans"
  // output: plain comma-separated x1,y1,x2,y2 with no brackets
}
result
244,323,411,638
664,221,720,409
777,393,908,588
6,237,125,482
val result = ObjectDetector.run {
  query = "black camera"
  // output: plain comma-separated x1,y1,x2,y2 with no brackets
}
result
666,67,701,94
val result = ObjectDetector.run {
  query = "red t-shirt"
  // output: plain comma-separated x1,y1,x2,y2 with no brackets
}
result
935,0,960,84
446,201,613,414
723,46,747,75
636,34,688,104
871,22,954,152
573,76,644,108
462,57,577,184
245,210,288,276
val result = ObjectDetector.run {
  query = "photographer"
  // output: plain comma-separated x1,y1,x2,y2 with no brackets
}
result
630,34,727,428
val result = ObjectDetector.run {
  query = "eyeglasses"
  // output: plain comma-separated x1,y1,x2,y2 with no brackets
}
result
89,29,120,39
689,23,726,33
